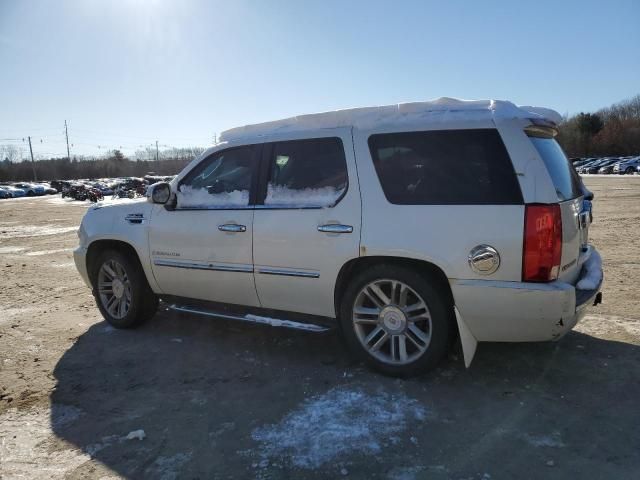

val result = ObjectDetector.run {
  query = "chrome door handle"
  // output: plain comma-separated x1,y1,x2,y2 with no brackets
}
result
318,224,353,234
218,224,246,233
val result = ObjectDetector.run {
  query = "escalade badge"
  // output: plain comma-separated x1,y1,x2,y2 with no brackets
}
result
152,251,180,257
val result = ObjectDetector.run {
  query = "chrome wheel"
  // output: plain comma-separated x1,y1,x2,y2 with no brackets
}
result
97,259,132,320
352,279,432,365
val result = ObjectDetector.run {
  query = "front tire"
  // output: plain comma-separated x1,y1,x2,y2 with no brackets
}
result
91,249,158,328
339,264,454,377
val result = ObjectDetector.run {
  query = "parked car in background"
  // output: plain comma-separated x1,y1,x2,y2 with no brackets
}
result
37,182,58,194
573,158,594,169
613,156,640,174
112,177,146,199
12,182,45,196
3,185,26,197
576,159,602,174
74,98,603,376
582,158,614,174
598,158,622,174
91,182,114,196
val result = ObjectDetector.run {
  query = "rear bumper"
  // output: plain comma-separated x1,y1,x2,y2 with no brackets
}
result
73,246,92,289
451,246,603,342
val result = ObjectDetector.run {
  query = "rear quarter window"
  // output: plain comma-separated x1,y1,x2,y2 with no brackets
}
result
368,129,523,205
528,135,582,201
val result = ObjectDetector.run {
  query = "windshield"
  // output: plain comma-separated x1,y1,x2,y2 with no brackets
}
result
528,135,582,201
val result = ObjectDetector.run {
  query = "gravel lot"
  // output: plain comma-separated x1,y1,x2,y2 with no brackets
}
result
1,177,639,479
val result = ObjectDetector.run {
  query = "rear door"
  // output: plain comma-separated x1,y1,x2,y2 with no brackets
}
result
527,133,587,283
252,130,361,318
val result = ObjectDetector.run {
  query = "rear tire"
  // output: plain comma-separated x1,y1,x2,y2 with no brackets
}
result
339,264,454,377
91,249,158,328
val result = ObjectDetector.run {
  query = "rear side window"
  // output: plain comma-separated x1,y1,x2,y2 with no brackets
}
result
528,135,582,201
368,129,523,205
264,137,347,207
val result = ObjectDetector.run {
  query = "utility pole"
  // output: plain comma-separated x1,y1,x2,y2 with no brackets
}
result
28,136,37,181
64,120,71,161
155,140,159,163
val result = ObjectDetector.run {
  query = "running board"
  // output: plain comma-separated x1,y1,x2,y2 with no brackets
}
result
168,304,331,333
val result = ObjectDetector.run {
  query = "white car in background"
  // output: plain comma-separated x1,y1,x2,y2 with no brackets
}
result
74,98,604,376
13,182,45,196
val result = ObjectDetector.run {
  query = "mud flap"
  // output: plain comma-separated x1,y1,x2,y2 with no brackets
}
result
454,306,477,368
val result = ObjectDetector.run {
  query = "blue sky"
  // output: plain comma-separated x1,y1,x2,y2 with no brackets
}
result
1,0,639,158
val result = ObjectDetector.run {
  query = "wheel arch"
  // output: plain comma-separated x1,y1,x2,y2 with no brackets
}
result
334,255,454,316
86,239,153,289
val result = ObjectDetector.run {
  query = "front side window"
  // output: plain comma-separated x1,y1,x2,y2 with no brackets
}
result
264,137,347,207
368,129,523,205
178,146,255,208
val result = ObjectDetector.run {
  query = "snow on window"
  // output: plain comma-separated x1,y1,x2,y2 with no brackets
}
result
264,184,345,208
177,185,249,209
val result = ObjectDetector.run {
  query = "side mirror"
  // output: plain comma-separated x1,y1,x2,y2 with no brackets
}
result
149,182,171,204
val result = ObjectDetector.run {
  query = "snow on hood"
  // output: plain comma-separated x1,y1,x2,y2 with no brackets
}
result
220,97,562,142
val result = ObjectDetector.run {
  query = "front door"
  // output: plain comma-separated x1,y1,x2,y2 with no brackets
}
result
252,130,361,318
148,145,260,306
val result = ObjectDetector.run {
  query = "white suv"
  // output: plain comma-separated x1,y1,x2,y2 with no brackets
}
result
74,98,603,376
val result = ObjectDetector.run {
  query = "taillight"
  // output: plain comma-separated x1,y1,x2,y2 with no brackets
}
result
522,204,562,282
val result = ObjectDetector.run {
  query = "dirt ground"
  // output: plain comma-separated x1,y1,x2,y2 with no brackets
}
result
1,177,639,479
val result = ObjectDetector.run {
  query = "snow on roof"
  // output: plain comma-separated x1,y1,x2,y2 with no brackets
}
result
220,97,562,142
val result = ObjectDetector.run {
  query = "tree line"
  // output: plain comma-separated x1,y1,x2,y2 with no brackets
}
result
0,147,205,182
557,94,640,157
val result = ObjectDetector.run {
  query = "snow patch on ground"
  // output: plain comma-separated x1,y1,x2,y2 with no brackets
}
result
124,429,146,441
0,405,88,479
25,248,73,256
177,186,249,208
387,465,428,480
0,246,26,254
45,196,92,207
251,386,428,469
521,431,565,448
0,306,39,324
0,225,77,239
576,249,603,290
264,184,345,207
51,261,75,268
144,452,193,480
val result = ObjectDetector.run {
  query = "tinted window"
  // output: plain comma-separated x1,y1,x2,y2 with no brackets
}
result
528,136,581,201
368,129,523,205
178,146,255,208
264,137,347,207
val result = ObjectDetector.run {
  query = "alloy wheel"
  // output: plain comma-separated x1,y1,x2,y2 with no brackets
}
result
97,259,132,320
352,279,432,365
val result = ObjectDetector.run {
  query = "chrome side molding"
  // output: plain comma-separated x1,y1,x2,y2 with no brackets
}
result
256,267,319,278
153,259,253,273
